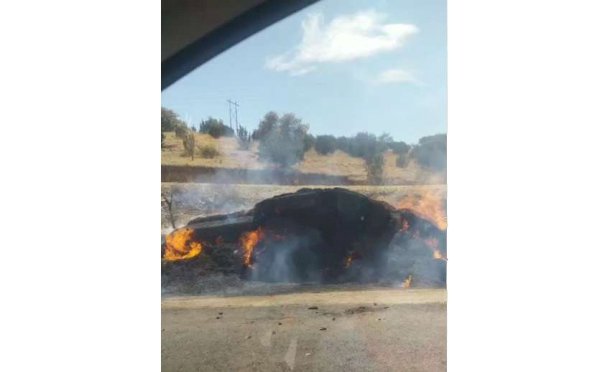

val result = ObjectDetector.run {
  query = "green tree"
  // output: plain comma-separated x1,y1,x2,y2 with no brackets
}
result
411,134,446,171
252,111,279,140
303,133,315,152
199,117,234,138
161,107,185,132
349,132,385,161
335,136,351,154
389,141,411,155
258,112,309,167
378,133,394,146
314,135,337,155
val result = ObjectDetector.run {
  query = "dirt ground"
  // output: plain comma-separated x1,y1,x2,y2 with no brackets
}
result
162,288,446,371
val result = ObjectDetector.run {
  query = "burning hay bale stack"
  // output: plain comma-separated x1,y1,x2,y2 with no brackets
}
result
162,188,446,290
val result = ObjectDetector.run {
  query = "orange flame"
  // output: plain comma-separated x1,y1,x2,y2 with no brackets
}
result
401,274,413,288
433,249,447,261
163,228,203,261
239,227,265,267
423,237,448,261
396,191,447,230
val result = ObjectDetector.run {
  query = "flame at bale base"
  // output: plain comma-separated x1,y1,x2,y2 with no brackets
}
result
423,237,447,261
164,228,203,261
239,227,265,267
433,249,446,261
402,275,413,288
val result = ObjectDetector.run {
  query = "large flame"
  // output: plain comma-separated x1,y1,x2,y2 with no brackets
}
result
163,228,203,261
239,227,265,267
396,191,447,230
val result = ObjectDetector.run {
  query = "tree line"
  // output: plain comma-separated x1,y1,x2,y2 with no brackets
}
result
161,107,446,183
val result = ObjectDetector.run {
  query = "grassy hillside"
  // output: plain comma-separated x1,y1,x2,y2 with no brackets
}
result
161,132,445,185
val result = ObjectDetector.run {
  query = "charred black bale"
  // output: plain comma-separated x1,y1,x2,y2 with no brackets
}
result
250,188,398,282
162,187,446,287
185,210,254,240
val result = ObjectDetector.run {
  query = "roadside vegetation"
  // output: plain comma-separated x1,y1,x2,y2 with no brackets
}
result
161,106,446,184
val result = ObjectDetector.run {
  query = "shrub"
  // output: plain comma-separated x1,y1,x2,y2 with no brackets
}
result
199,117,234,138
396,152,409,168
314,135,337,155
366,153,385,185
199,144,220,159
182,133,196,159
175,124,189,139
161,132,166,148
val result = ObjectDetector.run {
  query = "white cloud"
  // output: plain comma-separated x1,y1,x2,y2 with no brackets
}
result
373,68,417,84
266,10,418,75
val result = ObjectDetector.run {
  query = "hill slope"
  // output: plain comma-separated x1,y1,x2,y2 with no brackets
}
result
161,132,445,185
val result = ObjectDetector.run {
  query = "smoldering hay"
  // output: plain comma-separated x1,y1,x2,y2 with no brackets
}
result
162,188,446,287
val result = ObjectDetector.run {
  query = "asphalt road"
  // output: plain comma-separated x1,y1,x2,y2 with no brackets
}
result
162,288,446,371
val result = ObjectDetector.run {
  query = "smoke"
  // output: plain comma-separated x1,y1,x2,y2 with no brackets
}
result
251,239,306,283
250,228,324,283
161,183,257,233
380,232,447,287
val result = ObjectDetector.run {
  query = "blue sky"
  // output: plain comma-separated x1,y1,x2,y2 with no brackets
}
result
161,0,446,144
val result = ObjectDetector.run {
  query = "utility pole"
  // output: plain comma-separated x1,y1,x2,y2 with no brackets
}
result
234,101,239,132
227,99,239,132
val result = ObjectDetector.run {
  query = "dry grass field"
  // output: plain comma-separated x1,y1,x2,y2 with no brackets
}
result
161,132,445,185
